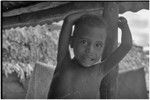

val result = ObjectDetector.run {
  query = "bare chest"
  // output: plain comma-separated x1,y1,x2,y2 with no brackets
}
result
54,61,103,98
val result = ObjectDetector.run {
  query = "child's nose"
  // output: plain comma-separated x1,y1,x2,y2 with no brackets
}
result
85,45,94,53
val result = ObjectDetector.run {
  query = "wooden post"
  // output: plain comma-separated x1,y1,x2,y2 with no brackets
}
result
100,2,119,99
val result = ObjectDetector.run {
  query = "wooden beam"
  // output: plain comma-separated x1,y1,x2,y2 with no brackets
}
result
3,2,70,17
3,2,103,29
2,1,40,12
100,2,119,99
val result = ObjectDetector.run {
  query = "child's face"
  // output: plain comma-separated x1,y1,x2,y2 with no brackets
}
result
72,25,107,67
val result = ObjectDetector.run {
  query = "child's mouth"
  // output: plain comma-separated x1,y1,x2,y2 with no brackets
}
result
84,55,95,62
86,57,95,62
90,58,95,61
80,55,96,64
81,58,95,67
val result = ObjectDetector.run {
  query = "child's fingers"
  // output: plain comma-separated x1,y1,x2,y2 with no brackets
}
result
119,17,127,23
118,16,129,29
66,8,102,23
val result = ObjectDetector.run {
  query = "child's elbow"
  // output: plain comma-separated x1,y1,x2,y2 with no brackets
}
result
128,40,133,49
122,42,132,51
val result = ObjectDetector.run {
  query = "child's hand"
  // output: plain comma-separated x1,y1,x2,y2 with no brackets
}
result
118,17,128,29
65,9,101,25
65,11,85,25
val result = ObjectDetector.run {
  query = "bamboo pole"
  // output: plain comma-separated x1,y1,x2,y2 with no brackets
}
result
100,2,119,99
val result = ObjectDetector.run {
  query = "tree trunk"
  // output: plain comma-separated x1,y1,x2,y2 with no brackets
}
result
100,2,119,99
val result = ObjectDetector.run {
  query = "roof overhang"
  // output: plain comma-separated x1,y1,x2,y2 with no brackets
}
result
2,1,149,29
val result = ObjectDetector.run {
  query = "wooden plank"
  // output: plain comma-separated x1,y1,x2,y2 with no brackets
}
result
3,2,103,29
100,2,119,99
26,62,54,99
117,68,148,99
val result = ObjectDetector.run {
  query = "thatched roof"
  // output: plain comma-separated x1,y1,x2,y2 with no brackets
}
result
2,1,149,29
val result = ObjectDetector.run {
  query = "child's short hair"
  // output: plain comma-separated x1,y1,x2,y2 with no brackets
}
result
73,14,107,36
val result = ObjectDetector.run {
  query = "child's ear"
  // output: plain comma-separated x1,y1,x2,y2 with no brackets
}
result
69,36,74,48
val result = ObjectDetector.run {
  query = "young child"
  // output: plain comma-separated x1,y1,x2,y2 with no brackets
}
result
48,10,132,99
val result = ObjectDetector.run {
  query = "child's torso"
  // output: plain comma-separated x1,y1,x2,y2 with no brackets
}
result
49,58,104,99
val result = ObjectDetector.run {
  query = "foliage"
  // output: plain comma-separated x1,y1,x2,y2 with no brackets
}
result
2,24,61,81
119,45,149,73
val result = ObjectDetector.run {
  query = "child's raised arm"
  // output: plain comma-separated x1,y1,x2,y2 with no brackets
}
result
57,17,72,64
101,17,132,75
57,12,88,66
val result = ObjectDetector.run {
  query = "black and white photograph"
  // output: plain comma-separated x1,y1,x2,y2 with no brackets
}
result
1,1,149,99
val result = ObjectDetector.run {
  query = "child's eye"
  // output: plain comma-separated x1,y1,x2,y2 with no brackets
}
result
80,40,87,45
96,42,103,48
